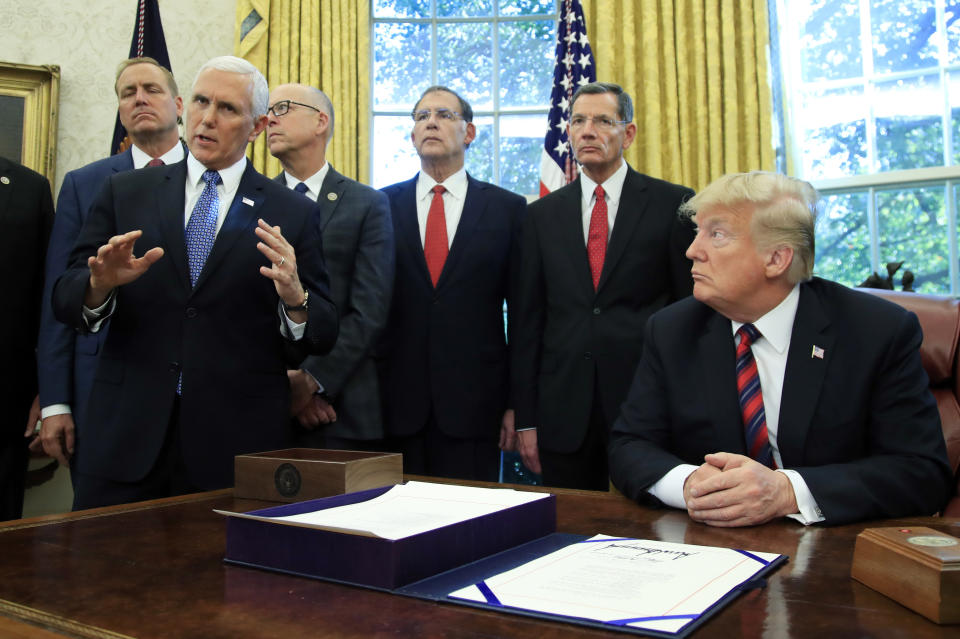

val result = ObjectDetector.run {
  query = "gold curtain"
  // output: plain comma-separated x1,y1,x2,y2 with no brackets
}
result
234,0,371,183
580,0,774,191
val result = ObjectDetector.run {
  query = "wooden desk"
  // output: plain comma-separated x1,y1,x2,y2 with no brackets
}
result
0,483,957,638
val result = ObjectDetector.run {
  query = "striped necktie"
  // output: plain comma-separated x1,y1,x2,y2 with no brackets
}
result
736,324,775,468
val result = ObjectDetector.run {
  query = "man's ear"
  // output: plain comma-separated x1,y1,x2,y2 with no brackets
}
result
764,245,794,279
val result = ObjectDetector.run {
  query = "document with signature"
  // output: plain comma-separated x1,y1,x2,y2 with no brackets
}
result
255,481,549,540
448,534,783,635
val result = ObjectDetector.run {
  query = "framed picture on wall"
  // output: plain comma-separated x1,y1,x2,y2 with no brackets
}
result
0,61,59,185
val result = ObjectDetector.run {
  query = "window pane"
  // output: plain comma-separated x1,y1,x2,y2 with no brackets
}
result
374,23,431,110
799,86,867,179
438,23,494,110
870,0,938,74
798,0,862,82
465,116,495,183
372,115,420,188
875,74,943,171
500,0,556,15
372,0,429,18
814,192,872,286
499,114,545,195
438,0,492,17
948,1,960,65
499,20,554,107
877,186,949,294
951,71,960,165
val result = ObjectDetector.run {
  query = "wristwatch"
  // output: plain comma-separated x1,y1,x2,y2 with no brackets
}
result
283,289,309,312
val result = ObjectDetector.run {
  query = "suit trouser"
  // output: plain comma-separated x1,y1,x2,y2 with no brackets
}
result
384,410,500,482
538,377,610,491
72,398,200,510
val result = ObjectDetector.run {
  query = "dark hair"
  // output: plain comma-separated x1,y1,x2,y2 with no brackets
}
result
413,85,473,123
571,82,633,122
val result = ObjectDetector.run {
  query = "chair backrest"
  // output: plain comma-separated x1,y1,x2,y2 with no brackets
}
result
855,288,960,516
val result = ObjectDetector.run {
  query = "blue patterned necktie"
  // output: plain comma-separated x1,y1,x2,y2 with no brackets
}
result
293,181,309,197
736,324,775,468
185,170,221,287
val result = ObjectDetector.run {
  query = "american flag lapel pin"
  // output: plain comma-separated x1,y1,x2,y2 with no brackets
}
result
811,345,825,359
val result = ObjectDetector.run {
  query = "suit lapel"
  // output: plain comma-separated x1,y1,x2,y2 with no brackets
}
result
437,174,485,290
316,167,347,232
0,158,13,219
394,176,433,286
699,311,750,454
111,149,134,174
777,284,834,464
556,177,596,294
192,163,263,292
598,167,648,292
155,160,191,290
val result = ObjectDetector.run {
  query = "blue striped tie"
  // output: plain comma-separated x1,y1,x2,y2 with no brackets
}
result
736,324,775,468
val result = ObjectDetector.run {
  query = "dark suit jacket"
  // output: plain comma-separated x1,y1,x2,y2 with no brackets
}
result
53,159,338,489
277,168,394,440
37,149,135,432
513,166,694,453
608,278,954,525
0,157,53,442
379,173,526,439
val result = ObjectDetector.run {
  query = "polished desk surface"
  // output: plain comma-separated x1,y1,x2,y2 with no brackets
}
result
0,480,957,639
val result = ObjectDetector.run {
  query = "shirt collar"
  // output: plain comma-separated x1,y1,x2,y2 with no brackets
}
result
580,159,628,207
186,153,247,192
731,284,801,354
283,162,329,197
130,141,185,169
417,167,468,202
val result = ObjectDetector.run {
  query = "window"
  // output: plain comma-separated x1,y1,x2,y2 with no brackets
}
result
371,0,557,194
776,0,960,294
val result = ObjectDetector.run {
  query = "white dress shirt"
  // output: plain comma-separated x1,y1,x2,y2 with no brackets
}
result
416,167,468,248
648,285,825,524
130,141,185,168
578,159,628,243
281,163,330,202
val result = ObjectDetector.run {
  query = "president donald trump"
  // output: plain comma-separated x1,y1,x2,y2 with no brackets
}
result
609,171,952,526
54,56,338,509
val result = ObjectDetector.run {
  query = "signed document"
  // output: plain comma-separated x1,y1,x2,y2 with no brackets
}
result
449,534,782,635
258,481,548,540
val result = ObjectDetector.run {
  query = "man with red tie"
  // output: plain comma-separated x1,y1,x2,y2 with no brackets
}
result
512,82,695,490
608,171,953,526
379,86,526,480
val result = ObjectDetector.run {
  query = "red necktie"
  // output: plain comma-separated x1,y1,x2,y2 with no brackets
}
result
424,184,448,287
147,158,164,167
587,185,608,290
736,324,775,468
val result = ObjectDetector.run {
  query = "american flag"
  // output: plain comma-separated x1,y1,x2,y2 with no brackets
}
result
110,0,173,156
539,0,596,197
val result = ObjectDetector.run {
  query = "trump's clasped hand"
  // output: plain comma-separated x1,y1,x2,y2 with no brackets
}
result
683,452,798,527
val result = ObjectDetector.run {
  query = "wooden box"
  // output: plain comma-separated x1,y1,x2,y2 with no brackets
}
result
234,448,402,502
851,526,960,624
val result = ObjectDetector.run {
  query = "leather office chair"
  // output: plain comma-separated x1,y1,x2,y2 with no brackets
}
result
856,288,960,516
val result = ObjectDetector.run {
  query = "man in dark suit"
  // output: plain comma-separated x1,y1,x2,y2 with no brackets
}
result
609,171,953,526
52,56,338,509
267,82,394,450
379,86,526,481
512,82,694,490
33,57,186,469
0,158,53,520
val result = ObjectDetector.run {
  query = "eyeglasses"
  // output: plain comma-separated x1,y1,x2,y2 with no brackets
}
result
412,108,463,123
569,115,630,130
267,100,321,117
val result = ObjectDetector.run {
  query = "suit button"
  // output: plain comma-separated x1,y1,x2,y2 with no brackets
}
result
593,307,601,315
185,307,198,318
169,362,180,372
584,352,592,360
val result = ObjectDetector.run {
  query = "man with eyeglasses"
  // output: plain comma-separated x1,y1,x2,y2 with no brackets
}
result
266,83,394,451
512,81,695,490
378,85,526,481
32,57,187,474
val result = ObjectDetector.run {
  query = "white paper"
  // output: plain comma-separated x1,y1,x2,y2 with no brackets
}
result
265,481,549,540
449,534,780,634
